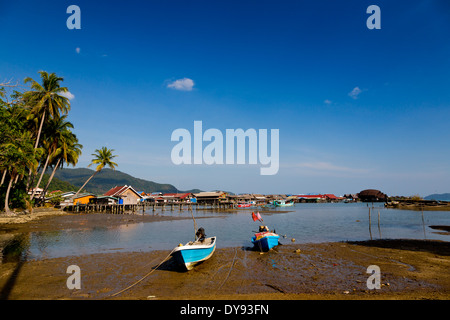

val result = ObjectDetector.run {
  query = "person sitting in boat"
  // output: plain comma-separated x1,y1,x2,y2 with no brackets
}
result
195,227,206,242
258,225,269,232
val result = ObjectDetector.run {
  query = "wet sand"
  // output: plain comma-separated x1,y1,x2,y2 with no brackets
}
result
1,211,449,300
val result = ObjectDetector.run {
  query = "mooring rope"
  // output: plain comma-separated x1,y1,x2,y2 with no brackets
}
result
216,247,238,292
109,248,176,298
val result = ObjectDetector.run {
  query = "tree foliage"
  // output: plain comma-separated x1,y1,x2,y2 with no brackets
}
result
0,71,84,214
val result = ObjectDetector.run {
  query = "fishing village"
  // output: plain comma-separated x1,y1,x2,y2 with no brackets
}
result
1,69,449,301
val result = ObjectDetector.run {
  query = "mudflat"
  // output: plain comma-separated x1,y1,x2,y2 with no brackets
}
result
0,211,449,300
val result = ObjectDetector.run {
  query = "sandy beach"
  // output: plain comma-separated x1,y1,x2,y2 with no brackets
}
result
0,210,449,300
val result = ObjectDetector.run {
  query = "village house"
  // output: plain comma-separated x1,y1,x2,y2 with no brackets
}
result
161,193,195,203
295,194,342,203
89,195,119,205
73,193,95,205
193,191,226,204
104,185,143,205
28,187,43,197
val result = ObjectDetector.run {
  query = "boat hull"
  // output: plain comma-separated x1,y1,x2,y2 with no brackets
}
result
273,201,294,207
171,237,216,270
251,233,279,251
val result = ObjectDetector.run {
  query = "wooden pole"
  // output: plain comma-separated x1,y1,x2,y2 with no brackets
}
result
189,209,198,241
377,209,381,238
421,206,426,239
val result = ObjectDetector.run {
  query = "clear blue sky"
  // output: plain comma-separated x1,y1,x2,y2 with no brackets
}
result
1,0,450,196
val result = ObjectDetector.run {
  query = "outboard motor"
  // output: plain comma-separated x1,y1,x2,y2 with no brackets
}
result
196,227,206,241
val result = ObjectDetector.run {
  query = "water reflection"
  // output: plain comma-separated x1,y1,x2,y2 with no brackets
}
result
0,233,30,299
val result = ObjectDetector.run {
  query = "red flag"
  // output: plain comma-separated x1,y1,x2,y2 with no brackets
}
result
256,212,263,222
252,211,263,222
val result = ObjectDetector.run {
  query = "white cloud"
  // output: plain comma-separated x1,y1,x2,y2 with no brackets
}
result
324,99,332,105
60,91,75,100
75,47,81,54
167,78,195,91
348,86,362,99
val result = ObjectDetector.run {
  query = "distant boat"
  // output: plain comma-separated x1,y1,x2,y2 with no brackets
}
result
171,236,217,271
237,203,252,208
251,230,280,252
273,200,294,207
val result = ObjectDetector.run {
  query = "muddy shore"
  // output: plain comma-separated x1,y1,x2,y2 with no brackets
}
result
0,210,449,300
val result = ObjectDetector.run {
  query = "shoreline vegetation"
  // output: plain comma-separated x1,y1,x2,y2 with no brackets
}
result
1,71,119,216
0,209,449,300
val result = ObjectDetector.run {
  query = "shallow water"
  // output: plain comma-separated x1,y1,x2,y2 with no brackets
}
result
1,202,449,261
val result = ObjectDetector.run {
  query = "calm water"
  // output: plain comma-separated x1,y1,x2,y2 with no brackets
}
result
1,202,449,261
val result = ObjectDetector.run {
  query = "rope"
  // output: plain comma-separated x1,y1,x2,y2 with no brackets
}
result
109,248,176,298
216,247,238,292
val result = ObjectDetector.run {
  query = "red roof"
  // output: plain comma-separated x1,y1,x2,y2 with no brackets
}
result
296,194,339,199
104,186,128,197
296,194,326,199
104,185,142,198
162,193,192,199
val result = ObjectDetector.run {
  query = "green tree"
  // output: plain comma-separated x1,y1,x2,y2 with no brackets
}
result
30,115,75,200
40,131,82,200
23,71,71,190
74,147,118,198
1,131,38,214
0,94,40,213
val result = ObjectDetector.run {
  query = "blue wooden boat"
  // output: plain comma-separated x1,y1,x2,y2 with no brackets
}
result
273,200,294,207
251,232,279,252
171,236,216,270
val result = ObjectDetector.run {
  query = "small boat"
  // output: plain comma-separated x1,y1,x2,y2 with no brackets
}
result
273,200,294,207
252,231,279,252
237,203,252,208
171,236,216,270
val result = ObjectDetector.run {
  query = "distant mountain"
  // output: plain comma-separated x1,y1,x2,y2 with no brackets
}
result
424,193,450,201
50,168,200,195
39,173,78,193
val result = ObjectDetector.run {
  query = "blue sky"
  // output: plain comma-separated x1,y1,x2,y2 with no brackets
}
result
1,0,450,196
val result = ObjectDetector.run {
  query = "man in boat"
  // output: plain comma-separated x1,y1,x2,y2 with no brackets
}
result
195,227,206,242
258,225,269,232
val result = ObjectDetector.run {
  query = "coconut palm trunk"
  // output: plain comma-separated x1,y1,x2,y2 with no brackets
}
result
4,175,14,215
26,109,46,190
30,153,50,200
40,157,61,201
72,147,117,199
1,170,6,186
73,170,99,198
34,109,46,149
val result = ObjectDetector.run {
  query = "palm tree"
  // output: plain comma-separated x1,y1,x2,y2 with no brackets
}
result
24,71,71,149
40,132,82,201
23,71,71,190
73,147,118,198
30,115,74,200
